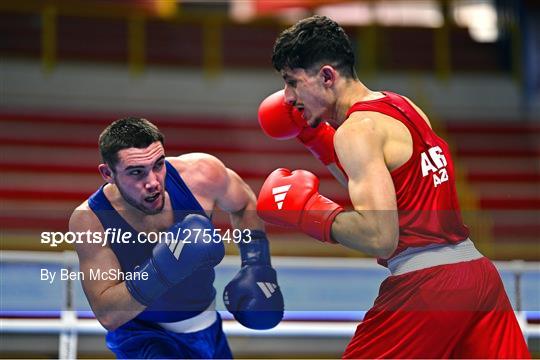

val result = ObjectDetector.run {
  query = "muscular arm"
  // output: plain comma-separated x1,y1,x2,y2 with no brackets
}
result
70,204,145,330
170,153,263,231
217,168,264,231
195,156,283,330
326,163,348,188
331,116,399,258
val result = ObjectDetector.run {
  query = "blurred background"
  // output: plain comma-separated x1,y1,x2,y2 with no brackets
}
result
1,0,539,358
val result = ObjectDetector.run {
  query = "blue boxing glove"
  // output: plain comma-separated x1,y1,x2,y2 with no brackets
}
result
223,230,284,329
126,214,224,306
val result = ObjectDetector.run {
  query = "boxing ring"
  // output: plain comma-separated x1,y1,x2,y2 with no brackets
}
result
1,250,539,358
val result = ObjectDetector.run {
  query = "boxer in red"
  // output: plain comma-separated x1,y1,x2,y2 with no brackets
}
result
257,15,530,358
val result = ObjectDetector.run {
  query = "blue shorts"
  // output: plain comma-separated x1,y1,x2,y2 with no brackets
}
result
106,313,232,359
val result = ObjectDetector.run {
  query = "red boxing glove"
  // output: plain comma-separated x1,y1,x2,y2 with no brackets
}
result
256,168,343,243
296,122,337,165
257,90,305,140
258,90,338,165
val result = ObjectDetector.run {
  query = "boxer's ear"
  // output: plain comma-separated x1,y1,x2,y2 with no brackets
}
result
98,164,114,184
319,65,336,88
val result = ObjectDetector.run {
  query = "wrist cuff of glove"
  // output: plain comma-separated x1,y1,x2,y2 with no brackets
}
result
297,124,336,166
238,230,271,266
300,195,343,244
125,258,170,307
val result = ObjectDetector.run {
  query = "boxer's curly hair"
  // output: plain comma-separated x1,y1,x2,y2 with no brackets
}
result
99,117,164,170
272,15,357,78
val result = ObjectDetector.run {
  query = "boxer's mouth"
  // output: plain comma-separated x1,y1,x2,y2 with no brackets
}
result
145,193,160,203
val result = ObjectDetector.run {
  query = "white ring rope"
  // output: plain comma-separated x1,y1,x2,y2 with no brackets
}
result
1,250,539,358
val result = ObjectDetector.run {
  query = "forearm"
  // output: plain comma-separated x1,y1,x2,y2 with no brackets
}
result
85,279,145,331
331,210,398,258
228,199,265,231
229,205,271,265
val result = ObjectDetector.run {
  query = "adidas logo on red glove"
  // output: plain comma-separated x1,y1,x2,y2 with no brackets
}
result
257,168,343,244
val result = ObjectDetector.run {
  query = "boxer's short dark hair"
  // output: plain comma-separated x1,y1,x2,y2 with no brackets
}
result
272,15,356,78
99,117,164,170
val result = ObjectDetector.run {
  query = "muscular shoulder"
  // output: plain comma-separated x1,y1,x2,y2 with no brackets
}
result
336,113,386,148
338,109,414,172
336,113,397,179
167,153,229,198
69,201,107,256
69,201,103,233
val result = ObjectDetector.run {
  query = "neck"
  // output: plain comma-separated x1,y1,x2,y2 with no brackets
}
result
332,79,372,126
107,183,151,219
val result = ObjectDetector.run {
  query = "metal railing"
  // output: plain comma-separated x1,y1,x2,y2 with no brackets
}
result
1,250,539,359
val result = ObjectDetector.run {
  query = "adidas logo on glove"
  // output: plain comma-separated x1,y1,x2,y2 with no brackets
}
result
165,233,186,260
271,185,291,209
224,283,278,303
223,290,230,306
257,282,278,299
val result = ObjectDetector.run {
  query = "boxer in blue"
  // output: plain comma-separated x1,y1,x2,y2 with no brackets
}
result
69,117,284,359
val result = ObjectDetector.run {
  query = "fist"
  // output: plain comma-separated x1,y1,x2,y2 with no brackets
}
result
257,168,342,243
152,214,225,285
223,265,284,330
126,214,225,306
258,90,306,140
258,90,341,167
256,168,319,227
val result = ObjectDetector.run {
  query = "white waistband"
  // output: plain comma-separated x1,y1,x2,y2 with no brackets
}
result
157,301,217,333
387,238,483,276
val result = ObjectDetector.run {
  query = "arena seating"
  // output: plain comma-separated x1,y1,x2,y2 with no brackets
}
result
1,112,538,260
445,121,540,260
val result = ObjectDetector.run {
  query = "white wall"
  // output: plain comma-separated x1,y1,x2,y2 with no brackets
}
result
1,59,538,121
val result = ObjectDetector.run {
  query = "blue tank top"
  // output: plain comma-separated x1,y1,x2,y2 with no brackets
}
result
88,160,216,323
